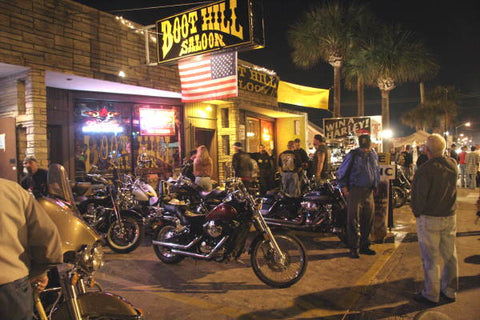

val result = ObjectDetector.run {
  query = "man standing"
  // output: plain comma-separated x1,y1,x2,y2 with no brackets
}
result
312,134,331,184
400,145,414,180
411,134,458,305
278,141,302,197
465,146,479,189
232,142,254,188
21,156,48,198
336,135,380,259
0,178,63,320
458,146,468,188
255,145,275,195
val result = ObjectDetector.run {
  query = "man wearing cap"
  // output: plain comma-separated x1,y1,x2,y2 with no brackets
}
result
21,156,48,198
232,142,254,188
336,135,380,258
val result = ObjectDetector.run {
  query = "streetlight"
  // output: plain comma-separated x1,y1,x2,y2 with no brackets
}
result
455,121,472,137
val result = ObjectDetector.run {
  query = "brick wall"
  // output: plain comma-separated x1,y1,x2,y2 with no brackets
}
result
0,0,180,92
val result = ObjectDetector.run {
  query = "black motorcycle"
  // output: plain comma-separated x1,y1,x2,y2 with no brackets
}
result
260,179,348,245
392,165,411,208
152,178,308,288
158,174,226,213
75,173,144,253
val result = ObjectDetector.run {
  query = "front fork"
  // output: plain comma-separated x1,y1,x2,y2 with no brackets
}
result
251,198,287,264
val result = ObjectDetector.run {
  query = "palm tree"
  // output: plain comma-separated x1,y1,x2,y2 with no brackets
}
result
288,1,372,117
361,25,438,131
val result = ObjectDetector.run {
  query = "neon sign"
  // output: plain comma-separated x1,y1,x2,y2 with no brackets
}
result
82,122,124,133
139,108,175,135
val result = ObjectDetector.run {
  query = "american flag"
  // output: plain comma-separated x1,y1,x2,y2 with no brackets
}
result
178,51,238,103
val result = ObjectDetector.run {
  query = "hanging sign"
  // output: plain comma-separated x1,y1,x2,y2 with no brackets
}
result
156,0,264,64
238,64,278,97
323,116,382,141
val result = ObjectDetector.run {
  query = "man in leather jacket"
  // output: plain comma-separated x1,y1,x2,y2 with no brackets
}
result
336,135,380,259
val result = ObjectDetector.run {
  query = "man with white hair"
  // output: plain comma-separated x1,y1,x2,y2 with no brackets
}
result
411,134,458,305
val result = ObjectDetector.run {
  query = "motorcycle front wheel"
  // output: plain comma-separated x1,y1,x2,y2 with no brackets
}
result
106,216,144,254
153,225,185,264
250,231,307,288
392,186,407,208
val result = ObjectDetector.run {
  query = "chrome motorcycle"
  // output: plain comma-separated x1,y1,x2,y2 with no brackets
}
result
35,163,143,320
152,178,308,288
260,179,348,245
392,165,411,208
75,172,144,254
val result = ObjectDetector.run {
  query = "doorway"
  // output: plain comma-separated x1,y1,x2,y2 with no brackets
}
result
194,127,218,180
47,125,64,166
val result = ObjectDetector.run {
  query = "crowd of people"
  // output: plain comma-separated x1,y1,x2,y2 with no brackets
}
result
395,142,480,189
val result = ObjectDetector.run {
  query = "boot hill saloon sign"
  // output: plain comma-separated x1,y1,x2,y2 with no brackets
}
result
156,0,264,64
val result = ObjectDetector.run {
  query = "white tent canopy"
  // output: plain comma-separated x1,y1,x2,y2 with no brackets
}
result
391,130,430,148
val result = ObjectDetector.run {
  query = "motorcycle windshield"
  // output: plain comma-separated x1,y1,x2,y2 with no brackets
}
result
48,163,76,205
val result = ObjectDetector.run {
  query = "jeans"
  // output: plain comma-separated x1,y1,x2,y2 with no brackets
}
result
347,186,375,249
281,172,300,197
467,173,477,189
459,164,467,187
0,277,33,320
195,176,212,192
416,215,458,302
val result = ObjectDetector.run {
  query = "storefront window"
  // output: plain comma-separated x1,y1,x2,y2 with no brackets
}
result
74,100,181,180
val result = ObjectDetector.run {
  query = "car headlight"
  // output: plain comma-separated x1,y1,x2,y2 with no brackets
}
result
80,242,104,273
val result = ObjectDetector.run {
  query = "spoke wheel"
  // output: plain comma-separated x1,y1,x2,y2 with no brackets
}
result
153,225,184,264
106,216,143,254
392,186,407,208
250,232,307,288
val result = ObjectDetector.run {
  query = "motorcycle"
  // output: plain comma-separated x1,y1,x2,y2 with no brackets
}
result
392,165,411,208
152,178,308,288
35,163,143,319
158,174,226,214
260,179,348,245
75,171,144,254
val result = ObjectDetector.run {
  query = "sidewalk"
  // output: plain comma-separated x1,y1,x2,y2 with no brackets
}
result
350,188,480,320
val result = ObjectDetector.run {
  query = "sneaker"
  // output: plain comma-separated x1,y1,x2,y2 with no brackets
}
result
440,291,456,303
413,293,438,306
359,247,376,255
349,249,360,259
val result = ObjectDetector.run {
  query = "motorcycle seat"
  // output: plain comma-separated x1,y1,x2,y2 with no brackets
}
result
72,182,92,196
303,194,332,203
199,189,225,199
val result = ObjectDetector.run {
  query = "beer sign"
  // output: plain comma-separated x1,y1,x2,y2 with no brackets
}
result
156,0,264,64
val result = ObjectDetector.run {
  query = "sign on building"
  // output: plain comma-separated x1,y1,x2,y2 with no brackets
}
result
323,116,382,141
238,64,279,97
156,0,264,64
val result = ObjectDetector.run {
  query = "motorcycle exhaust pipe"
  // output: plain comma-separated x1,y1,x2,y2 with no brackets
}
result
265,220,313,231
171,236,228,260
152,236,201,249
264,217,303,226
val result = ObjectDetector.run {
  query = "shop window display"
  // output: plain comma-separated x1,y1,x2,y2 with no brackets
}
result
74,100,181,182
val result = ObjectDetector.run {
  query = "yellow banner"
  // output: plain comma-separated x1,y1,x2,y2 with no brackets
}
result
277,81,329,110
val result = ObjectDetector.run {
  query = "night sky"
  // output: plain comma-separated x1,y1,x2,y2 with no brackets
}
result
72,0,480,140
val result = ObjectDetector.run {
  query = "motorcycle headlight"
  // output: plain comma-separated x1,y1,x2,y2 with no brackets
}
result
80,243,104,273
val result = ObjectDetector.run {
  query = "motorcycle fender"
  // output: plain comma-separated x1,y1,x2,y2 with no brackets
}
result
52,291,143,320
121,209,145,223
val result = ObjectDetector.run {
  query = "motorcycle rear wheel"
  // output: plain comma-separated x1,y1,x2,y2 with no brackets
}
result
250,231,307,288
106,216,144,254
153,225,185,264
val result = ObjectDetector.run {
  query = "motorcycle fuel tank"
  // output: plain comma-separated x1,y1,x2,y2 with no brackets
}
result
206,203,237,221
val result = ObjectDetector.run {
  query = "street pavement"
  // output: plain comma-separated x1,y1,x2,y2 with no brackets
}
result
96,189,480,320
